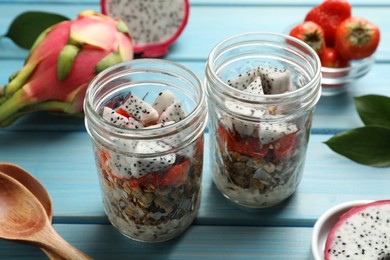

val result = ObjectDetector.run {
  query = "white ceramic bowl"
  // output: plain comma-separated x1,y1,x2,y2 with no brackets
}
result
321,55,375,96
311,200,373,260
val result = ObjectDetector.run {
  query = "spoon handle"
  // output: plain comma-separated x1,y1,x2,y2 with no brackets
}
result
36,224,92,260
41,248,67,260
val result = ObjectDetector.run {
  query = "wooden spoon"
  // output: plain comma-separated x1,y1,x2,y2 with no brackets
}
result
0,162,57,259
0,171,92,260
0,162,52,219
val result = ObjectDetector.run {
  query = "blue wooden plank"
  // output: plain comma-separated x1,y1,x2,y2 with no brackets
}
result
0,4,389,61
0,1,388,259
0,224,313,260
1,59,389,132
1,132,389,227
1,0,390,6
168,6,390,61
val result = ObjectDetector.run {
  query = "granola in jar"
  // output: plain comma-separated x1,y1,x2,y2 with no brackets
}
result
212,118,310,207
96,137,204,242
205,33,321,208
85,60,207,242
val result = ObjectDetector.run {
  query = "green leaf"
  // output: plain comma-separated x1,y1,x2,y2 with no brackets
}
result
4,11,69,49
355,95,390,128
324,126,390,167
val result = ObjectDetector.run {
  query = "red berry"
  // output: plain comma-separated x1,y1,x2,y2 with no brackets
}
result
217,125,269,158
289,21,326,56
159,159,190,186
116,107,130,117
335,16,380,60
305,0,352,46
320,47,349,68
272,133,298,160
231,134,269,159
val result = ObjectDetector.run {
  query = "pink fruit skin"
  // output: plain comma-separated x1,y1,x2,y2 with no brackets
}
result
101,0,189,57
0,11,133,126
324,200,390,259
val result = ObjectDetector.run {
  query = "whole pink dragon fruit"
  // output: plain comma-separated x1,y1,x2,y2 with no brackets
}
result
101,0,189,57
0,10,133,127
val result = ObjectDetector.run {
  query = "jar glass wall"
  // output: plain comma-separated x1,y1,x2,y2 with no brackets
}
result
84,59,207,242
205,32,321,208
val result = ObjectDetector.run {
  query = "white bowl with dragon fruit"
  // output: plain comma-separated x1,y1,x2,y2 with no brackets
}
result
84,59,207,242
312,200,390,260
206,32,321,208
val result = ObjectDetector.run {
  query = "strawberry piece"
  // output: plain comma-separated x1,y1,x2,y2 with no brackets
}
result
335,16,380,60
217,124,235,150
305,0,351,46
130,159,191,188
272,133,298,160
320,47,349,68
217,125,269,158
195,135,204,155
232,134,269,159
129,171,161,187
289,21,326,56
159,159,191,186
116,107,130,117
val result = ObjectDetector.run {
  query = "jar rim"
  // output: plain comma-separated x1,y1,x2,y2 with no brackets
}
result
84,59,207,141
206,32,321,102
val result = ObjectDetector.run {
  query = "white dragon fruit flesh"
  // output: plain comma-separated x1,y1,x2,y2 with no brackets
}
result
324,200,390,260
98,89,194,179
158,101,187,123
231,119,255,136
129,141,176,178
225,100,267,118
242,76,264,95
102,106,129,127
101,0,189,57
144,121,175,129
227,66,293,95
227,69,258,90
127,117,144,129
258,122,298,144
108,138,137,178
152,90,176,115
224,100,267,136
108,153,134,179
257,66,293,95
163,132,194,158
223,66,296,139
120,93,159,125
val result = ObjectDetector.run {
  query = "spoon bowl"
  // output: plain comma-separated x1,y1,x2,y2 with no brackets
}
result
0,171,91,259
0,162,58,259
0,162,52,220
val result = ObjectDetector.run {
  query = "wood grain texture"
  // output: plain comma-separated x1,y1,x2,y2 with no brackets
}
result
0,5,389,61
0,0,389,258
0,224,313,260
1,133,388,226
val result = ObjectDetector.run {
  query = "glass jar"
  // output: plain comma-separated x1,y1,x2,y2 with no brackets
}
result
84,59,207,242
205,32,321,208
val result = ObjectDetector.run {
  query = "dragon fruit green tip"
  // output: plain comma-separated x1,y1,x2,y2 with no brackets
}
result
0,10,133,127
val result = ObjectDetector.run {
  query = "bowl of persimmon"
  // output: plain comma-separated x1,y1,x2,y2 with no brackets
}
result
288,0,380,96
320,54,375,96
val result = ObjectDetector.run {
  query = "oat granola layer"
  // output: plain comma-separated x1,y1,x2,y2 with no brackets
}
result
105,189,200,242
99,155,203,242
212,132,307,208
213,160,304,208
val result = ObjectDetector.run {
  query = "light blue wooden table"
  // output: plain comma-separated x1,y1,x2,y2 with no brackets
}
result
0,0,389,259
